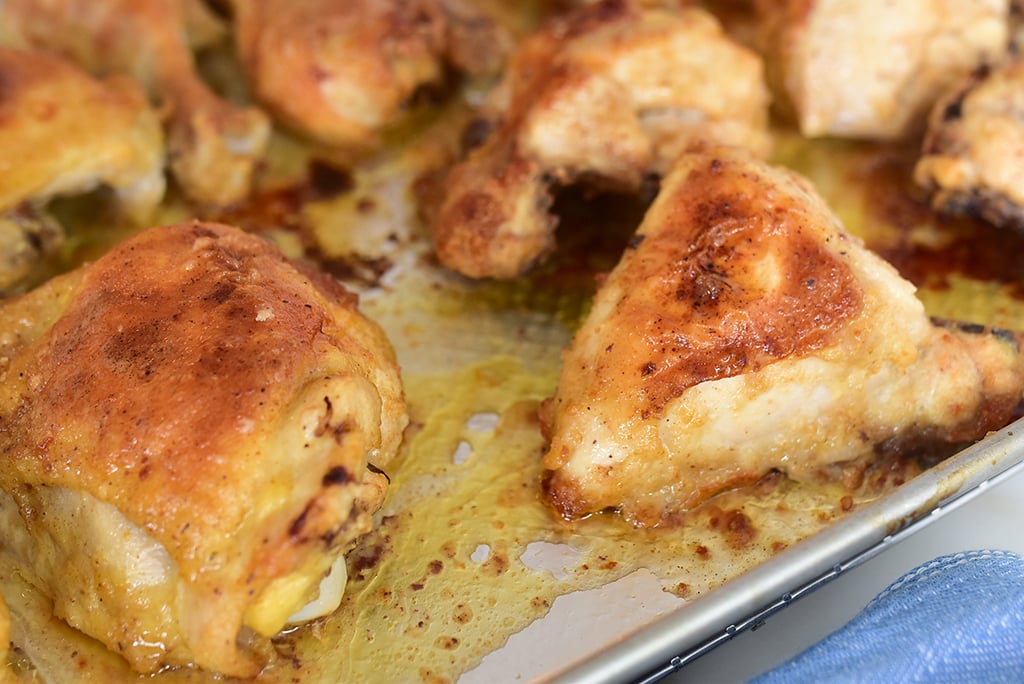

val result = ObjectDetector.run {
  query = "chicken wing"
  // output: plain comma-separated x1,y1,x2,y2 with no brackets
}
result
0,221,408,676
231,0,511,149
755,0,1009,140
914,57,1024,229
541,147,1024,526
0,0,270,206
429,0,771,279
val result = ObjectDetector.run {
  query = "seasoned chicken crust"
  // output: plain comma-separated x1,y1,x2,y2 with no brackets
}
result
0,222,408,676
429,0,770,279
541,148,1024,526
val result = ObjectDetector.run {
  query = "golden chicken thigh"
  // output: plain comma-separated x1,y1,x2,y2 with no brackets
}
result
430,0,771,279
0,46,164,289
0,222,408,676
0,46,165,220
231,0,444,149
541,147,1024,526
232,0,511,149
915,57,1024,229
0,0,270,206
755,0,1009,140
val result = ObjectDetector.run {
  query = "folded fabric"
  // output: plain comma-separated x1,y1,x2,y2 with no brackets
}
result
748,550,1024,684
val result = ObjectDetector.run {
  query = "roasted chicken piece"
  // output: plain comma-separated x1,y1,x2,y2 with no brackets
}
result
541,147,1024,526
429,0,771,279
754,0,1009,140
0,221,408,676
915,57,1024,229
0,46,165,221
231,0,511,149
0,46,165,289
0,0,270,206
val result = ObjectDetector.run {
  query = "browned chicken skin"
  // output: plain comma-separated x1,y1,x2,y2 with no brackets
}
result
231,0,511,149
0,46,165,289
429,0,771,280
541,147,1024,526
915,57,1024,229
0,222,408,676
0,46,165,219
0,0,271,206
754,0,1009,140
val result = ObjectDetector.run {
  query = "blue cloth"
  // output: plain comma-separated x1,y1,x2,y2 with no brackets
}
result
748,550,1024,683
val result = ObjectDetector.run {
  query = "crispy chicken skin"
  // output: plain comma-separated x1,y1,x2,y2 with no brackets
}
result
541,148,1024,526
429,0,771,280
915,57,1024,229
0,0,271,206
231,0,510,149
0,46,165,222
0,222,408,676
755,0,1009,140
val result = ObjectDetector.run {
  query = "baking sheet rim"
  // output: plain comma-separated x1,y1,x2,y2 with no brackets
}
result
548,415,1024,683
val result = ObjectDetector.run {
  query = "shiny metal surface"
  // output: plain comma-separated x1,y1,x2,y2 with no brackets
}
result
548,416,1024,684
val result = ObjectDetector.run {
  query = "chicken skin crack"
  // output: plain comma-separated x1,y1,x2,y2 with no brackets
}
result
428,0,771,280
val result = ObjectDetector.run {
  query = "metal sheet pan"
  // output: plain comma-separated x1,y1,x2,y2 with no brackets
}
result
548,417,1024,683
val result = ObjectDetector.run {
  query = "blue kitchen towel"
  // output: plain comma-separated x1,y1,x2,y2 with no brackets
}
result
748,550,1024,683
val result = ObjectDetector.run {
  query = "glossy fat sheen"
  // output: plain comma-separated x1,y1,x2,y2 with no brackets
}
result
757,0,1008,140
0,222,408,676
0,46,165,221
431,0,770,279
541,148,1024,526
0,0,270,206
915,57,1024,229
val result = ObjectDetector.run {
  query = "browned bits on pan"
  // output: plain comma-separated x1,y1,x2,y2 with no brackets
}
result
307,159,355,201
708,508,757,549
